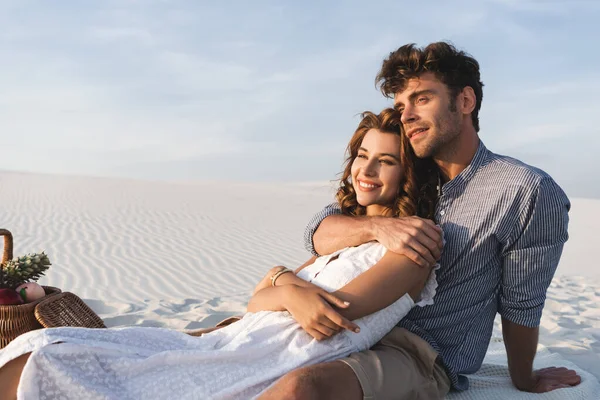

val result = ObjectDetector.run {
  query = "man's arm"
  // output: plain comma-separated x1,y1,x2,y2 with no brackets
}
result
304,203,443,267
502,318,581,391
312,214,376,256
502,318,539,390
499,177,580,392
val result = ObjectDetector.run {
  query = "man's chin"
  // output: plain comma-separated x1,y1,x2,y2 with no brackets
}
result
412,143,436,159
414,149,433,159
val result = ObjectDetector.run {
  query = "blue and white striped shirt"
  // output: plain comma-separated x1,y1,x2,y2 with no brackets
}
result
303,141,570,390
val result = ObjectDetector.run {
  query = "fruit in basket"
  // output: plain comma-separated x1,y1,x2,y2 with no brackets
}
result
0,252,52,289
15,282,46,303
0,288,24,305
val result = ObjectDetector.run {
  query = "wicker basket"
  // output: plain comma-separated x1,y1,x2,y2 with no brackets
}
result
35,292,106,329
0,229,62,348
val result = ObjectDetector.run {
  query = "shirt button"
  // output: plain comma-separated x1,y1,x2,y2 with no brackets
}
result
440,210,445,216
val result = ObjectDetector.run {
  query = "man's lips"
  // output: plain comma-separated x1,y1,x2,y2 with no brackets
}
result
407,127,429,139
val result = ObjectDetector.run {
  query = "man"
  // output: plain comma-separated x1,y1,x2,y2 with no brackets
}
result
256,42,581,399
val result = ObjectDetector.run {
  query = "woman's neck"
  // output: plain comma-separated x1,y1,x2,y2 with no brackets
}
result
366,204,393,217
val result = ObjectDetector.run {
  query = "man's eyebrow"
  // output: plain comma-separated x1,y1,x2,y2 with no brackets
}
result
394,89,436,108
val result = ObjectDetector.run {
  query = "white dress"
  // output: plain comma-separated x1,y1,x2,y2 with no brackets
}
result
0,242,438,400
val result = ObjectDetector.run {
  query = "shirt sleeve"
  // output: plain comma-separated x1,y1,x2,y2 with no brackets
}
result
498,177,570,328
303,203,342,255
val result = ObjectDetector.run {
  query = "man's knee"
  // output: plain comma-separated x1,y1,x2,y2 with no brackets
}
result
259,361,362,400
271,367,321,399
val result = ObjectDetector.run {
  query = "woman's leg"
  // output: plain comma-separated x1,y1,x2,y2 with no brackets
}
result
0,352,31,400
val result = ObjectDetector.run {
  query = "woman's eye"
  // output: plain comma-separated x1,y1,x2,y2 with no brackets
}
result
357,154,367,159
380,159,394,165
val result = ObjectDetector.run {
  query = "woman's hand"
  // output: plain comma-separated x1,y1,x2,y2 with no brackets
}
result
281,285,360,341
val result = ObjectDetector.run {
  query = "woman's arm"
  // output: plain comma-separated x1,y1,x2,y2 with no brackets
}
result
247,250,432,340
246,284,359,338
252,251,430,319
331,250,432,321
251,256,319,295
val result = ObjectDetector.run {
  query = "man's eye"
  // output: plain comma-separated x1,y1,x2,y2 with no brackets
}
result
417,97,428,104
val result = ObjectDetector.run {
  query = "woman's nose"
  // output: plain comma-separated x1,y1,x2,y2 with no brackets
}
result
363,161,377,176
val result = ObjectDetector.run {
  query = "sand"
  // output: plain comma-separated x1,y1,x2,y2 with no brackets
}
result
0,171,598,389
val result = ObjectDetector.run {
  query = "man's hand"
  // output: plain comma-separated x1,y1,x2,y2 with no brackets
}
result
371,216,443,267
282,285,360,341
525,367,581,392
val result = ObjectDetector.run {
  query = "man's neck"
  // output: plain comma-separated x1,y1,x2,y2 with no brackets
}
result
434,128,480,182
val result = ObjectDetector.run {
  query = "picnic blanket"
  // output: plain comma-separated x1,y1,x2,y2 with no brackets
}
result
447,338,600,399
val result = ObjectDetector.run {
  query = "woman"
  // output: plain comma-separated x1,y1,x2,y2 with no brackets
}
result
0,109,439,400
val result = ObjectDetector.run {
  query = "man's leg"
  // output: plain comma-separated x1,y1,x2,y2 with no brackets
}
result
258,360,363,400
260,327,450,400
0,352,31,400
341,327,450,400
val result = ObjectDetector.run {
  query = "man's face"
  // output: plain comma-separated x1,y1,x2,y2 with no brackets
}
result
393,72,462,158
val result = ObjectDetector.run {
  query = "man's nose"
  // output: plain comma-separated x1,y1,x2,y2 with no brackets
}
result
401,104,418,124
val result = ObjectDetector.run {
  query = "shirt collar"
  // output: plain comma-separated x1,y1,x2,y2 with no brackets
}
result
441,140,489,195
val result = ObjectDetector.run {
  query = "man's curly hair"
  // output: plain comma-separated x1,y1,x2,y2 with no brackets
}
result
376,42,484,131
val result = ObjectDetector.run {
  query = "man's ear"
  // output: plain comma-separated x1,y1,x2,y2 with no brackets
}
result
460,86,476,115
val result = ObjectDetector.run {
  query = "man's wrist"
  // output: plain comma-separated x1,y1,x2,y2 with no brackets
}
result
513,374,537,392
366,216,380,242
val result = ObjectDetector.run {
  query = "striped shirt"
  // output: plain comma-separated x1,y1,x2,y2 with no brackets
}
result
303,141,570,390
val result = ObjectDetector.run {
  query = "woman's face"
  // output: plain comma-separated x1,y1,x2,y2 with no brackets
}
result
351,128,403,216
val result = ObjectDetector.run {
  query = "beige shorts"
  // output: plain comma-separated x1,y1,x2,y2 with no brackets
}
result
339,327,451,400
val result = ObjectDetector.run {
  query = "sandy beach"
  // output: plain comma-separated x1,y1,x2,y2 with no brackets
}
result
1,170,598,393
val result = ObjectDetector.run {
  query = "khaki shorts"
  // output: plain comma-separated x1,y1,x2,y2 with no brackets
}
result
339,327,451,400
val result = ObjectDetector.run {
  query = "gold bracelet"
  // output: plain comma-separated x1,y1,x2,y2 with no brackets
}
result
270,267,293,287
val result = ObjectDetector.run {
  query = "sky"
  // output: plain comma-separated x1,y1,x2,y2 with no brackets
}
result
1,0,599,198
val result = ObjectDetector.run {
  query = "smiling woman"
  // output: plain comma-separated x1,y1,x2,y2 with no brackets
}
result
337,109,437,220
0,108,443,400
352,129,404,217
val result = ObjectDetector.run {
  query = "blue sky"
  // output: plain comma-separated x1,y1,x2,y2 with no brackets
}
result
1,0,598,198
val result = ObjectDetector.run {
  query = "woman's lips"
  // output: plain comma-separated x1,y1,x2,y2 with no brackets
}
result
357,180,381,192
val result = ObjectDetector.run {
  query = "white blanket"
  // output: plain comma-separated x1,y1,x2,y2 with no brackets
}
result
447,338,600,399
